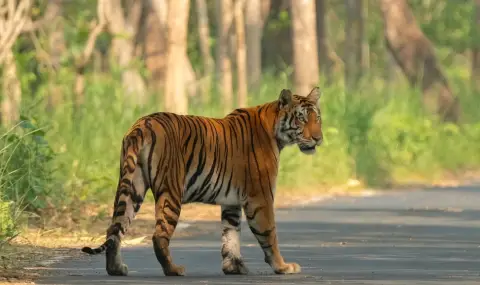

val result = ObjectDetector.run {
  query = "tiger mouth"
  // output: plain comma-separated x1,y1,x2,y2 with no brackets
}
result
299,145,316,153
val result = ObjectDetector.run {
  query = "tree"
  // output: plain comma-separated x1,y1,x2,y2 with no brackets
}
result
195,0,214,104
380,0,459,122
316,0,331,82
0,0,32,126
75,0,148,108
235,0,248,107
344,0,364,90
291,0,319,95
385,49,398,94
164,0,191,114
44,0,66,112
473,0,480,91
147,0,197,102
145,0,168,92
216,0,234,114
245,0,270,90
107,0,147,105
74,0,107,110
1,0,64,125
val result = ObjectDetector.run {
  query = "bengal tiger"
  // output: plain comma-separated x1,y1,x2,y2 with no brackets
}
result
81,87,323,277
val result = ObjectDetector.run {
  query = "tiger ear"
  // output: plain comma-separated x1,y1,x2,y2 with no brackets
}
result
307,87,321,103
278,89,293,108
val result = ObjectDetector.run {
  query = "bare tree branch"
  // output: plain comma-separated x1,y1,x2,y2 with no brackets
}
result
22,0,61,34
74,0,107,107
0,0,32,65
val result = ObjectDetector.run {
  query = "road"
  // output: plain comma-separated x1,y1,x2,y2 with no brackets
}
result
38,183,480,284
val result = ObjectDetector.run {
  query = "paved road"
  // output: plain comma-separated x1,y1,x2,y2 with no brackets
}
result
39,184,480,284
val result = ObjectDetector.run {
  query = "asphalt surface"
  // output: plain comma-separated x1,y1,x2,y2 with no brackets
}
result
39,183,480,284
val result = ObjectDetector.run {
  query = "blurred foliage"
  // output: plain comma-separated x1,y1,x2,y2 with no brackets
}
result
0,118,55,210
0,197,17,243
410,0,475,52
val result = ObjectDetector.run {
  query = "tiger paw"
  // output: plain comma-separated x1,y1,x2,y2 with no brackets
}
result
107,263,128,276
163,264,186,276
222,257,249,275
273,262,301,274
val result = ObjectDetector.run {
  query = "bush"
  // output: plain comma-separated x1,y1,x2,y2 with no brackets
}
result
0,118,55,213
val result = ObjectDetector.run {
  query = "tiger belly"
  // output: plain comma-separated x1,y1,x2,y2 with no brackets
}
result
181,172,241,206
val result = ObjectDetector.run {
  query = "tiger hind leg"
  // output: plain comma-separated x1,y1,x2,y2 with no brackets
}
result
221,205,248,275
152,183,185,276
105,163,148,276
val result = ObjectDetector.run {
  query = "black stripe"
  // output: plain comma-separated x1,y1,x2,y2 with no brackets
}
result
186,120,207,191
249,226,274,237
145,119,156,187
245,205,265,221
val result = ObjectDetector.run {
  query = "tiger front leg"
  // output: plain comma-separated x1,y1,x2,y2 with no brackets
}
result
244,199,301,274
221,205,249,275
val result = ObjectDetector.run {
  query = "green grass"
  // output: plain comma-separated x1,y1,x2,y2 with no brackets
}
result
0,121,54,243
1,67,480,243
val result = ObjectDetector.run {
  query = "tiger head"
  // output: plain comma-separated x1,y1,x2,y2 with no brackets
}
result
275,87,323,155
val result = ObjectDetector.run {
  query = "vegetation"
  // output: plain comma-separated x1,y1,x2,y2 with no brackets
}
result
0,0,479,243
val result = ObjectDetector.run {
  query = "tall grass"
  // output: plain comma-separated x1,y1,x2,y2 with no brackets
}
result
0,121,54,242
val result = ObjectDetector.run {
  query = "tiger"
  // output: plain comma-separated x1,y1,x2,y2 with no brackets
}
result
81,87,323,277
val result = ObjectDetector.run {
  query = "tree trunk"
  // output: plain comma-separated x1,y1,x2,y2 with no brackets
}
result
0,0,34,126
384,49,398,96
147,0,169,92
216,0,234,114
261,0,271,21
45,0,65,113
362,2,369,72
380,0,459,122
195,0,214,105
473,0,480,91
291,0,319,95
147,0,197,104
0,0,32,65
316,0,331,83
74,0,107,112
105,0,147,105
235,0,248,107
245,0,262,90
164,0,190,114
1,50,21,127
344,0,363,90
